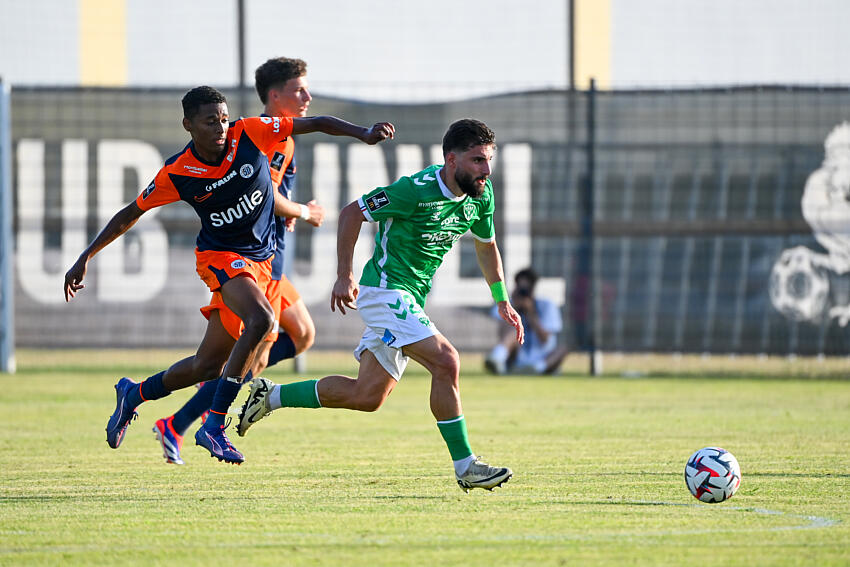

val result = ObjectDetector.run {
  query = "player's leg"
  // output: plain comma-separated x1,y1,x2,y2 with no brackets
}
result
195,274,276,463
152,312,235,463
106,310,233,450
237,348,397,436
404,334,513,493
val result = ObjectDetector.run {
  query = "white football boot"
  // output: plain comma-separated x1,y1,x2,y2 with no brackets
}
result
237,377,276,437
456,456,513,493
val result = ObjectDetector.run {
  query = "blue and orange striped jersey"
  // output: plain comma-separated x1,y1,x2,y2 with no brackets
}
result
136,116,294,262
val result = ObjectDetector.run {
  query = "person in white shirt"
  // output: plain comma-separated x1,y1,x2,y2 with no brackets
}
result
486,268,568,375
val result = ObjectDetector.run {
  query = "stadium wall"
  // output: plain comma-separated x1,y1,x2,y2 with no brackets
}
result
9,86,850,354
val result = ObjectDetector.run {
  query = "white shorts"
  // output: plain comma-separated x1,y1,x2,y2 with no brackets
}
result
353,286,440,381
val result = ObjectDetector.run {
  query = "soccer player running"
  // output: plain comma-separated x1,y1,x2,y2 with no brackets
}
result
150,58,325,465
238,119,525,491
63,86,394,464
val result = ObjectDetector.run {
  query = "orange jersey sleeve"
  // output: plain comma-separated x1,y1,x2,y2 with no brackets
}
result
241,116,295,155
135,167,180,211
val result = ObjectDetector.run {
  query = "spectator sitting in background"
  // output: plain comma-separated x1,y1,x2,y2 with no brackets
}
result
485,268,568,375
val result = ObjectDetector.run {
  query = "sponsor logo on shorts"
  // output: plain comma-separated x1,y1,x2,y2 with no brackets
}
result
381,329,397,346
231,259,247,269
141,181,155,199
270,152,285,171
365,191,390,212
239,163,254,178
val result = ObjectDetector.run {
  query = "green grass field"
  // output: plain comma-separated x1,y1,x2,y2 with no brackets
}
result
1,349,849,566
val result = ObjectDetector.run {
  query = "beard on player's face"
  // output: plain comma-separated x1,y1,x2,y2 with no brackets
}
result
455,169,487,198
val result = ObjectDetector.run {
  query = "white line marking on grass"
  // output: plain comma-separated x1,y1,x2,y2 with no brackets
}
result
619,500,839,535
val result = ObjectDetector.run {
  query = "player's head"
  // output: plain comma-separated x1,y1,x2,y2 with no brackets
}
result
181,86,229,157
514,267,539,297
255,57,311,117
442,119,496,198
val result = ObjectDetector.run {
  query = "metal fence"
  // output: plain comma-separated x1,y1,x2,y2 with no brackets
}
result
7,85,850,355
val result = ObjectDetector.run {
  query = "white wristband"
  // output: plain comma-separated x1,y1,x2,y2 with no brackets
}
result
299,203,310,220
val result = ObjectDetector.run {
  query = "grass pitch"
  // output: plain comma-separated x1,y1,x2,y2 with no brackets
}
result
1,349,849,566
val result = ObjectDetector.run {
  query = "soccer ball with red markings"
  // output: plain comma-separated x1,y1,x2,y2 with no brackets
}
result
684,447,742,503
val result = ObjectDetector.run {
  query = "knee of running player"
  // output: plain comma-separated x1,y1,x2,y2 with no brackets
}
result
429,343,461,385
240,303,277,344
291,321,315,355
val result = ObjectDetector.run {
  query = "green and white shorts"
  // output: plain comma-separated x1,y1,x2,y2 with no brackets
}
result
353,285,440,381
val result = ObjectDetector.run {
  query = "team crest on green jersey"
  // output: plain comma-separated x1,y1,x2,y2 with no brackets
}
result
462,200,476,220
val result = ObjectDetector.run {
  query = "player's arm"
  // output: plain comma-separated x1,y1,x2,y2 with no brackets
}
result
273,190,324,227
291,116,395,145
330,201,367,314
63,202,146,302
474,238,525,344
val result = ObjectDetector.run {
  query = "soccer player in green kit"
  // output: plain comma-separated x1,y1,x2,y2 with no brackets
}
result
238,119,524,492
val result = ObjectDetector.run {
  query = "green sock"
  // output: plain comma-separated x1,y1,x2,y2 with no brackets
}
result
280,379,321,409
436,415,473,461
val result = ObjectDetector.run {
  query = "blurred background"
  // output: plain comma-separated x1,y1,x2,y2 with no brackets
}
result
3,0,850,374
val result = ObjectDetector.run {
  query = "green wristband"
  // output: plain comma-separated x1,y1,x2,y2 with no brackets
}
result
490,280,508,303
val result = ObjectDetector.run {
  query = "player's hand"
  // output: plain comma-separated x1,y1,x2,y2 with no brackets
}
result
304,200,325,227
497,301,525,344
361,122,395,145
284,217,296,232
331,275,359,315
63,257,88,302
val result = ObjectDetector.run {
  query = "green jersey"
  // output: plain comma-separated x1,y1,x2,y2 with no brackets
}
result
357,165,495,306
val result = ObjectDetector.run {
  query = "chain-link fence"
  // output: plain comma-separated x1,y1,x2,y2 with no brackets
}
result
7,85,850,358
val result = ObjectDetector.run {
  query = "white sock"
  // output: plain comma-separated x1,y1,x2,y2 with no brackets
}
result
269,384,283,410
489,344,508,362
453,454,477,476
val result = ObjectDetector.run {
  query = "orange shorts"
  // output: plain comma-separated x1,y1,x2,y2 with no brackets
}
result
195,249,281,342
266,275,301,312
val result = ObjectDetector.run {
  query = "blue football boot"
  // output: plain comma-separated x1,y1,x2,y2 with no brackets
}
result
105,377,139,449
194,419,244,464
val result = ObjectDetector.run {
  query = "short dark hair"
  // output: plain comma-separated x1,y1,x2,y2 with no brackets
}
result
182,86,227,119
515,267,539,288
255,57,308,104
442,119,496,157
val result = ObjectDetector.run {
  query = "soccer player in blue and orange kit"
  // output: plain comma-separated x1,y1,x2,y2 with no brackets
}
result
63,86,394,463
150,58,327,465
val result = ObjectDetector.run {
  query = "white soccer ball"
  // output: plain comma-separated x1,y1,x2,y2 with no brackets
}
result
684,447,742,503
768,246,830,322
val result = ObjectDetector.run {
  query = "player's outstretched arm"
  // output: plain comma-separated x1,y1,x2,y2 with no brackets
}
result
330,201,367,314
474,239,525,344
63,202,146,302
291,116,395,145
